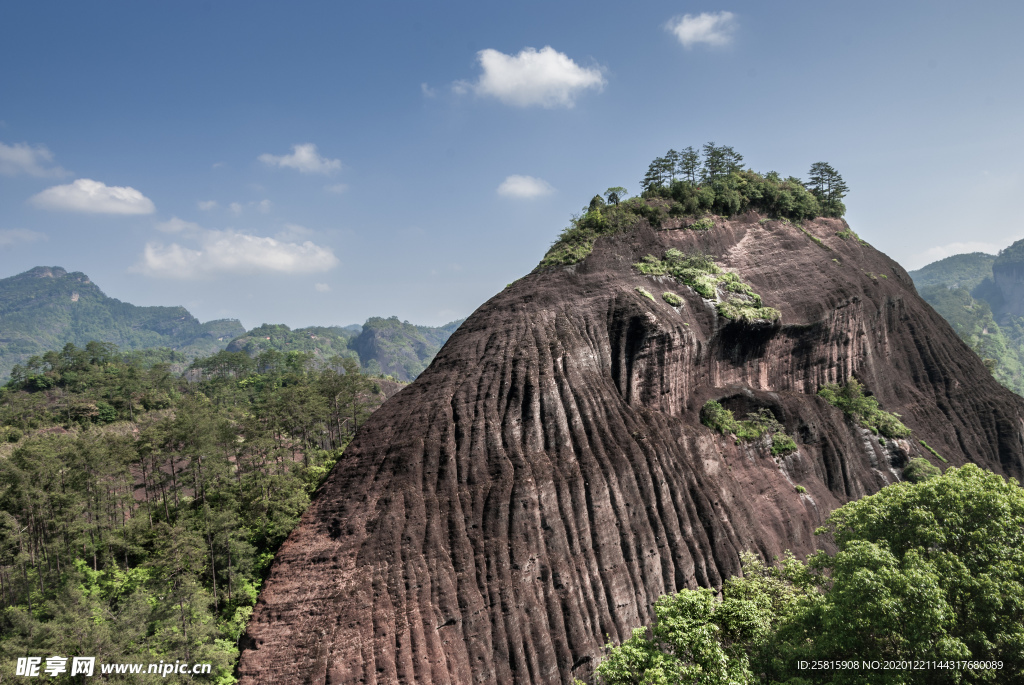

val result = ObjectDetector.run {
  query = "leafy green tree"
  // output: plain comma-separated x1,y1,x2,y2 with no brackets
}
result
592,465,1024,685
604,187,628,205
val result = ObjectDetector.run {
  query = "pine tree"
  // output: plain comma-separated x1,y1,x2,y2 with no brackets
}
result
678,146,700,185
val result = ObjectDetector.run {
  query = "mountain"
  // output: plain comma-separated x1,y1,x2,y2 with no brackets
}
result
909,246,1024,394
0,266,244,380
239,211,1024,684
224,317,465,381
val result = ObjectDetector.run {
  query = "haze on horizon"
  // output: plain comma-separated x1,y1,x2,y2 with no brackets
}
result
1,0,1022,330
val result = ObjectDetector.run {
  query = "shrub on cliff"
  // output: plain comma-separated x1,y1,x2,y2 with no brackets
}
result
817,378,911,438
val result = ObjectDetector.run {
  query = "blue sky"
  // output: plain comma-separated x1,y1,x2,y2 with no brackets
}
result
2,1,1022,329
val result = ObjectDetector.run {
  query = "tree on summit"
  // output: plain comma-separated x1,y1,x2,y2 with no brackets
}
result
603,187,627,205
677,146,700,185
807,161,849,217
701,142,744,183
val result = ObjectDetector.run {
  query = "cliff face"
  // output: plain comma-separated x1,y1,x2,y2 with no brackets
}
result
238,216,1024,684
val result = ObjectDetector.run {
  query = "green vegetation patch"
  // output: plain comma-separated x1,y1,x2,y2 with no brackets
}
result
634,286,655,301
919,439,948,463
700,401,797,454
661,292,683,306
800,227,829,250
536,197,663,269
636,249,779,322
689,216,715,230
817,378,911,438
903,456,942,483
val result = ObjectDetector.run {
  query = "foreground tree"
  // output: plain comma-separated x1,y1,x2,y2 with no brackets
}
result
590,464,1024,685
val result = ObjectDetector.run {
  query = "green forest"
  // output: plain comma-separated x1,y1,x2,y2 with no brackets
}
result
0,342,392,682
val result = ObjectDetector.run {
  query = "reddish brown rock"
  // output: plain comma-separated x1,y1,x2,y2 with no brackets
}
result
238,216,1024,684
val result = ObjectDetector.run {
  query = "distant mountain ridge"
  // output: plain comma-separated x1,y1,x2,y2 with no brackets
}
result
0,266,465,382
909,246,1024,395
0,266,245,380
225,317,464,381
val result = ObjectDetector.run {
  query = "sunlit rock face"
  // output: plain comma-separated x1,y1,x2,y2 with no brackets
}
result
239,215,1024,684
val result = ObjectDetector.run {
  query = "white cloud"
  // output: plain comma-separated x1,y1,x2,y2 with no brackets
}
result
134,218,339,279
666,12,737,48
497,175,555,198
314,283,331,292
198,200,218,211
229,202,243,215
458,46,605,108
0,142,68,177
421,83,437,97
256,199,272,214
325,183,348,194
30,178,155,215
259,143,341,174
908,241,1005,270
0,229,47,247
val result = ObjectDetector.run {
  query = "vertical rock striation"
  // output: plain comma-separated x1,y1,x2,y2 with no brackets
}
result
239,216,1024,684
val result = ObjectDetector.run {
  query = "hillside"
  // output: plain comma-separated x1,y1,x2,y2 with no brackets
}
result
239,203,1024,683
0,266,244,380
225,317,464,381
909,248,1024,394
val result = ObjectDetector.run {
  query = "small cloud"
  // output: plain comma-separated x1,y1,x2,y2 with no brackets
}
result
276,223,313,242
229,202,243,215
0,229,47,247
255,199,272,214
421,83,437,97
212,161,225,169
0,141,68,177
909,241,1005,270
458,46,605,108
325,183,349,194
30,178,155,215
198,200,218,211
133,218,339,279
156,217,204,234
259,143,341,175
497,174,555,199
314,283,331,292
666,11,737,48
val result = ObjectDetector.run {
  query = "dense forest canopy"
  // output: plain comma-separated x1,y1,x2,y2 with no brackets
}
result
0,342,392,682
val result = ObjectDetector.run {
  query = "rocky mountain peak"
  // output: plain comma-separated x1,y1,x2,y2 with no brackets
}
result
239,213,1024,684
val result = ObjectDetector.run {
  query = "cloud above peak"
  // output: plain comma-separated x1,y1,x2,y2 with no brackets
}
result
457,46,605,108
259,143,341,174
0,141,68,178
135,219,338,279
30,178,155,215
666,12,737,48
497,175,555,199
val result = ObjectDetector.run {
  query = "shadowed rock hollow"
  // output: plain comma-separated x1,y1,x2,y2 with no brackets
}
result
238,215,1024,684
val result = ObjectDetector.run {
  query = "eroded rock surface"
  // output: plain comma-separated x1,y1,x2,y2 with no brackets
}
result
238,216,1024,684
